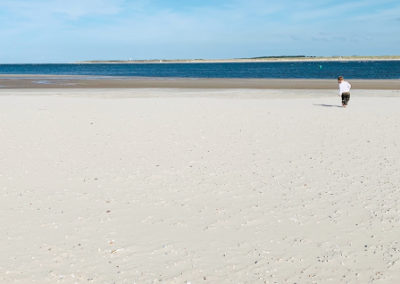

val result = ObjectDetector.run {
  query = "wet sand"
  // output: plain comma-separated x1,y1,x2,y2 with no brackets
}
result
1,75,400,90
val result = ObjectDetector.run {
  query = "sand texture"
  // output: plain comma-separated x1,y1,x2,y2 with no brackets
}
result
1,89,400,283
1,76,400,90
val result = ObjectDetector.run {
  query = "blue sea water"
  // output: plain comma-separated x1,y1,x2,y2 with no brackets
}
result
0,61,399,79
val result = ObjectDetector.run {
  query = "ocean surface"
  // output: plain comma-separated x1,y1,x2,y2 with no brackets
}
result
0,61,399,79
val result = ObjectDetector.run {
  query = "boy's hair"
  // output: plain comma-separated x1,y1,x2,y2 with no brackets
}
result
337,76,344,80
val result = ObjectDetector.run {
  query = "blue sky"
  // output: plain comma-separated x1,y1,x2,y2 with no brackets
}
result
0,0,399,63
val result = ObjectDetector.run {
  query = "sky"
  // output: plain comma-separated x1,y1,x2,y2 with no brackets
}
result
0,0,399,63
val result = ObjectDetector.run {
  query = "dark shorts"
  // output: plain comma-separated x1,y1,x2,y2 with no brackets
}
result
341,92,350,105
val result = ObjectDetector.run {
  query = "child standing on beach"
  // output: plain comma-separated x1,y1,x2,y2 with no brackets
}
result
338,76,351,108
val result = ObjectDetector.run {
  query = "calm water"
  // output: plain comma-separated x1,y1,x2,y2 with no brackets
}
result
0,61,399,79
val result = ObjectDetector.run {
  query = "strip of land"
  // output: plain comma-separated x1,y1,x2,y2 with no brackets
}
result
79,55,400,64
1,75,400,89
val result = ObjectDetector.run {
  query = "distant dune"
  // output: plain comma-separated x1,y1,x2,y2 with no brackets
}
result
78,56,400,64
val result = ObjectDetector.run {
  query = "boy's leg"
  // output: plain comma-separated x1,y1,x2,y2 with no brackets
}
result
342,93,350,107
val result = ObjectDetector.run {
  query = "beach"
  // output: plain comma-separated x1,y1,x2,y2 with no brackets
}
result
1,75,400,90
1,82,400,283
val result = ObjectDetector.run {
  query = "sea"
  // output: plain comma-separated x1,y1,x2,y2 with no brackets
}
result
0,61,399,79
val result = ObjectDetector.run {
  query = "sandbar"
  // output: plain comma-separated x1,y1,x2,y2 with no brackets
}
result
1,75,400,90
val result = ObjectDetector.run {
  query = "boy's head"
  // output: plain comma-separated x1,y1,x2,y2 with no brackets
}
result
337,76,344,82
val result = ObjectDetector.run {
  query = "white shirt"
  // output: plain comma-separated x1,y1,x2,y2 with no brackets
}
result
338,81,351,95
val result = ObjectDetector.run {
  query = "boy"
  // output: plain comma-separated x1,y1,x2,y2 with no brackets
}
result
338,76,351,107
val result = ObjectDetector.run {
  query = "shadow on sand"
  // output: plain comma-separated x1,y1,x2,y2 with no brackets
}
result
313,104,343,108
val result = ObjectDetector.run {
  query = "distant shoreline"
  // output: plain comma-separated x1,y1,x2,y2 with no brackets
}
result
78,56,400,64
1,56,400,65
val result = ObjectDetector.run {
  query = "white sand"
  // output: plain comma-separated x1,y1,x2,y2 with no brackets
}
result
1,89,400,283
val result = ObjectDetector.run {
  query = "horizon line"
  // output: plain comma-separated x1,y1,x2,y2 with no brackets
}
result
1,55,400,65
